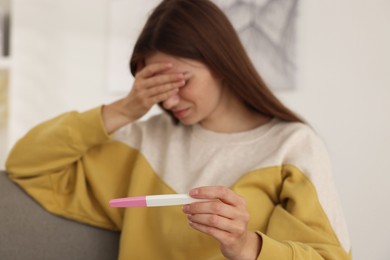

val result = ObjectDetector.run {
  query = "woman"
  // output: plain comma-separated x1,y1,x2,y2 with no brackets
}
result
6,0,351,259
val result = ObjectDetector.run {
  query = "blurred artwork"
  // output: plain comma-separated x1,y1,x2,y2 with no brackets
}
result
0,0,10,126
0,0,10,57
213,0,299,90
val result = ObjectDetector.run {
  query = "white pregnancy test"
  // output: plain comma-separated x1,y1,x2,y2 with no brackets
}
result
109,194,210,208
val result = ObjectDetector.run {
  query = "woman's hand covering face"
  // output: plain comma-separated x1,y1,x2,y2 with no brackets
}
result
127,62,187,120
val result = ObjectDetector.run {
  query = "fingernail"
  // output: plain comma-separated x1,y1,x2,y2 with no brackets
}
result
189,189,198,196
182,205,189,212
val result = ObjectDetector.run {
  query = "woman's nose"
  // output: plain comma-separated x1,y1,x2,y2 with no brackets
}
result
162,94,180,110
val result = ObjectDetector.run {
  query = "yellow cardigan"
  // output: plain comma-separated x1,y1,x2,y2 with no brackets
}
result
6,107,351,259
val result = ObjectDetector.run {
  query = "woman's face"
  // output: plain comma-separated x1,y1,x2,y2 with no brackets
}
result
144,52,233,129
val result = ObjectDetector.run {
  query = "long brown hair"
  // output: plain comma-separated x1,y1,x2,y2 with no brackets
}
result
130,0,304,123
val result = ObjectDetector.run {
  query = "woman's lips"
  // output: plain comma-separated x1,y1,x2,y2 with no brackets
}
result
173,108,190,118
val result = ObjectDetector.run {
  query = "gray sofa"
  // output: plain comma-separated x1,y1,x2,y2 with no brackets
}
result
0,170,120,260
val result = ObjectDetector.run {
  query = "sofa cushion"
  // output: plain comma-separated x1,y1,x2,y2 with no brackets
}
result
0,171,119,260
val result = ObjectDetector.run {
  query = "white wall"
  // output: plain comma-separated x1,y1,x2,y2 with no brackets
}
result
281,2,390,259
5,0,390,259
7,0,120,145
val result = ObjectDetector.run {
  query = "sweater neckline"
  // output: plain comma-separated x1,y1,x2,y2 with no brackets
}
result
190,117,278,145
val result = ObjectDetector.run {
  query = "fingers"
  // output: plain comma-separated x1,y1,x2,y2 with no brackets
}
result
135,62,173,78
186,208,247,235
136,62,192,88
183,199,249,231
189,186,247,209
183,200,242,220
133,78,184,109
183,186,250,233
148,88,180,106
144,76,185,95
183,186,252,258
127,62,187,118
186,217,232,245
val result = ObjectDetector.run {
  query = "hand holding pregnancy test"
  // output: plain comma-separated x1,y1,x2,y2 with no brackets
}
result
109,194,212,208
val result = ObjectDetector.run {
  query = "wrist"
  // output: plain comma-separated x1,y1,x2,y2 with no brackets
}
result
237,231,262,260
101,99,137,134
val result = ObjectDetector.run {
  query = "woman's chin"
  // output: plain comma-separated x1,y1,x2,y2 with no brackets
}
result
178,116,200,126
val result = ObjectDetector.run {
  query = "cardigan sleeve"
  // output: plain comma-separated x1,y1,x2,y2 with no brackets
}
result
5,107,135,230
256,164,352,259
254,125,351,259
6,107,110,175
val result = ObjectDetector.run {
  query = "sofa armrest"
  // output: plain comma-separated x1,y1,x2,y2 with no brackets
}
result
0,170,120,260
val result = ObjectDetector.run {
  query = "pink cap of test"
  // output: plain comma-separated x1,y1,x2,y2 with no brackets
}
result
109,196,147,208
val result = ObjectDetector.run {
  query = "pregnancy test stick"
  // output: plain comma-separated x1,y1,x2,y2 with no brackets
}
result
109,194,210,208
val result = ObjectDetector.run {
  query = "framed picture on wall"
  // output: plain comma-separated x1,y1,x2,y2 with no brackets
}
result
0,0,10,127
0,0,10,68
214,0,298,90
106,0,298,93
